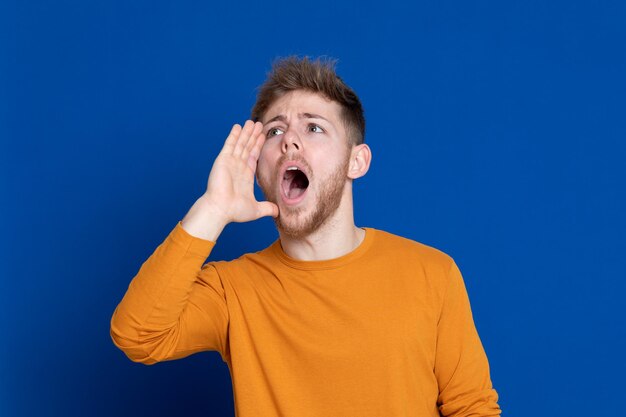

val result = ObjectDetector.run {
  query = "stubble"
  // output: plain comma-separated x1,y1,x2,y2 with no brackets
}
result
258,153,350,239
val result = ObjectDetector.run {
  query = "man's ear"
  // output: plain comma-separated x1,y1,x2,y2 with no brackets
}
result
347,144,372,180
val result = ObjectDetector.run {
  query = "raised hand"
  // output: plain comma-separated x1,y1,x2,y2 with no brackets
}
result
181,120,279,241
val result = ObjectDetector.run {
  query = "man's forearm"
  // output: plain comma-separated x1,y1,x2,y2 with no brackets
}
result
110,222,215,363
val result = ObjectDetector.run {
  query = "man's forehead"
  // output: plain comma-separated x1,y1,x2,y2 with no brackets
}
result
262,91,341,124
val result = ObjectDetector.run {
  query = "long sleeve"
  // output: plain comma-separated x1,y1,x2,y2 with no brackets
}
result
435,261,501,416
110,221,230,365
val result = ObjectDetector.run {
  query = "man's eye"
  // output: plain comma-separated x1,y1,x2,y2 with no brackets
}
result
309,124,324,133
267,127,284,137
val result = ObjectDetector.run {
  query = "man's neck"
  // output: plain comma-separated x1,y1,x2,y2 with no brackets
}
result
277,197,366,262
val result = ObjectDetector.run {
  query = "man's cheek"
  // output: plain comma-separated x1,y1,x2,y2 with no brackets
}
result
256,152,268,174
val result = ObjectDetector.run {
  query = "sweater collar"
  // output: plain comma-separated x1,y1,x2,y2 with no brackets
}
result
269,227,376,271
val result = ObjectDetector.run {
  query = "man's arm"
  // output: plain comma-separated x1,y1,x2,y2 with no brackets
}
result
109,222,228,363
110,120,278,364
435,260,501,416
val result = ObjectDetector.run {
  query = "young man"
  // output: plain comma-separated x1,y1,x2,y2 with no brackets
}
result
110,57,501,417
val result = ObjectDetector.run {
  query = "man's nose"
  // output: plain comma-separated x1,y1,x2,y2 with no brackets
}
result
281,128,301,153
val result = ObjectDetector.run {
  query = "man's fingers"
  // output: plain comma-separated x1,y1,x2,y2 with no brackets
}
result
248,129,266,161
223,124,242,153
233,120,255,157
246,125,267,173
241,122,263,161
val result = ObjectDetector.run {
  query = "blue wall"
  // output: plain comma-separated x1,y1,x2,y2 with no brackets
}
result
2,1,624,416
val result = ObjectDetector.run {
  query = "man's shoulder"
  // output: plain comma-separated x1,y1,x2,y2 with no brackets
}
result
369,227,455,269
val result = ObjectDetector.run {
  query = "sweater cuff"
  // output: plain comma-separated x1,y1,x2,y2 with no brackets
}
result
169,221,216,257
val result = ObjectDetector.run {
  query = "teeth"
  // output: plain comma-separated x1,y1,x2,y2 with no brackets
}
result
286,166,299,171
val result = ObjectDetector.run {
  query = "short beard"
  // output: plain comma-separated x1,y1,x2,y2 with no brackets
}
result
258,154,350,239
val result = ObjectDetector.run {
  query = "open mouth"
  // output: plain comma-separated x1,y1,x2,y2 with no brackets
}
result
281,167,309,201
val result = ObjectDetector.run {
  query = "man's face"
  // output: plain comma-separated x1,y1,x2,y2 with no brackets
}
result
256,90,352,239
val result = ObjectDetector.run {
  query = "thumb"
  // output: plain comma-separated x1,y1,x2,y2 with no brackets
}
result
257,201,279,219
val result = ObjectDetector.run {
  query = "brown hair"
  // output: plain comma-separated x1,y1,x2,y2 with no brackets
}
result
251,56,365,146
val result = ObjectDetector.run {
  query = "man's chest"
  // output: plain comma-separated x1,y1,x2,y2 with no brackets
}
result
227,267,440,370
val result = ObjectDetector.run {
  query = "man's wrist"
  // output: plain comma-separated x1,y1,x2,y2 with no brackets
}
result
181,196,229,242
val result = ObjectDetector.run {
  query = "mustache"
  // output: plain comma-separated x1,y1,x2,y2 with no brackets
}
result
276,154,312,176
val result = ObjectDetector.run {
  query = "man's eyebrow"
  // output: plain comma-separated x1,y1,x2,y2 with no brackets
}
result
301,113,329,122
265,114,286,125
264,113,331,125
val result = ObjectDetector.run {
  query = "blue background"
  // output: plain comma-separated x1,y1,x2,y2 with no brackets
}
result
2,1,624,416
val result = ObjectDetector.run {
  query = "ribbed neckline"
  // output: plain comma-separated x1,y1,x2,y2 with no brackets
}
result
270,227,376,270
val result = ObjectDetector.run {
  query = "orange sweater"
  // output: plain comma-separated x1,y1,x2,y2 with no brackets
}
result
110,222,501,417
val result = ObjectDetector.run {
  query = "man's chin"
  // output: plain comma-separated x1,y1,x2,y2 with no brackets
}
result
275,221,312,240
272,204,315,236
